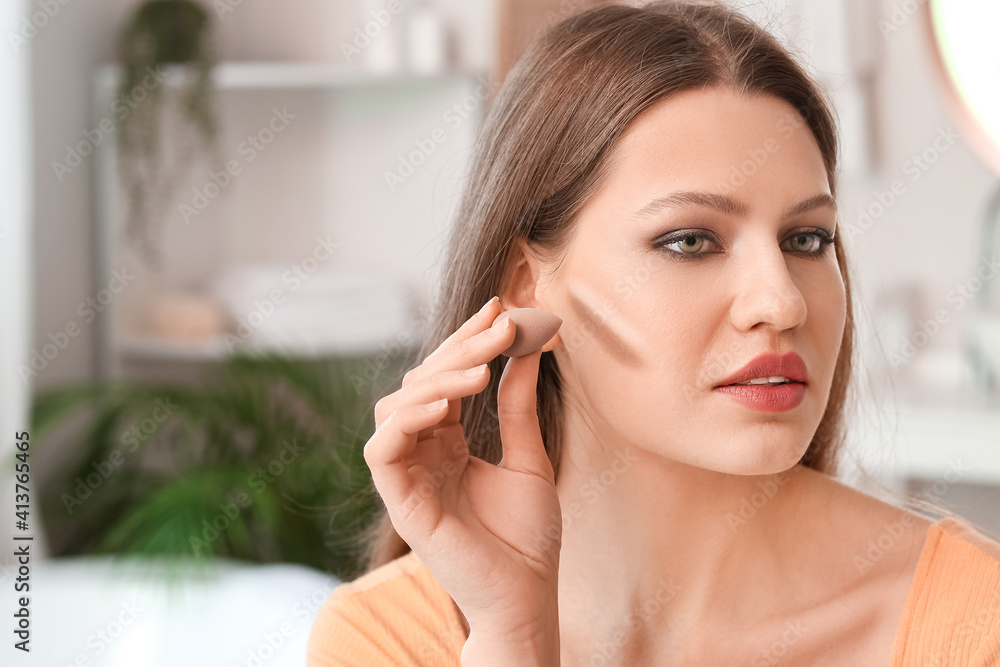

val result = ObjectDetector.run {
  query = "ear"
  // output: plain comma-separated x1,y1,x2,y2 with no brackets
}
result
500,236,563,353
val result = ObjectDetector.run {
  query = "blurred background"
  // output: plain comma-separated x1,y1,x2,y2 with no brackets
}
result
1,0,999,664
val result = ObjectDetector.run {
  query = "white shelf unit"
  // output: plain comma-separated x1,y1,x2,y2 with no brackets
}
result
93,61,486,91
91,62,489,379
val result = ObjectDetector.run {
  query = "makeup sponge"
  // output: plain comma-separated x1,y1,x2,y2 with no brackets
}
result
492,308,563,357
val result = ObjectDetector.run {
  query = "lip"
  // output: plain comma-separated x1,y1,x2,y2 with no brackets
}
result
714,352,808,387
714,382,806,412
712,352,808,413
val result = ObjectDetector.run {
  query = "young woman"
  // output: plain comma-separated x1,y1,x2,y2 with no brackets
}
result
308,2,1000,665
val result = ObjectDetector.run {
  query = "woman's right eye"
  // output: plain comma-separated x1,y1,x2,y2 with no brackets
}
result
658,232,718,257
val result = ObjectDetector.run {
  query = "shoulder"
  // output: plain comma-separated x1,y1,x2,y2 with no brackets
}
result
796,469,1000,663
910,516,1000,610
306,551,467,667
893,516,1000,665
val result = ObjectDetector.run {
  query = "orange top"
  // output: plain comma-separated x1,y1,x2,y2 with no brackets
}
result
307,517,1000,666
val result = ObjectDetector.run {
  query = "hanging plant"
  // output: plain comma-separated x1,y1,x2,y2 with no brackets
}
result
115,0,218,263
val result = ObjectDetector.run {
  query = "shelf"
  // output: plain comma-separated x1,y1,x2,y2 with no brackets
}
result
94,61,485,91
118,331,423,362
851,399,1000,484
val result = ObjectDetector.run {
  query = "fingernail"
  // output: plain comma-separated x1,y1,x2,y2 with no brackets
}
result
488,315,511,335
479,296,499,313
462,363,487,377
425,397,449,412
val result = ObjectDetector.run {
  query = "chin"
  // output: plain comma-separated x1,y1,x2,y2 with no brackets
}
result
710,438,809,477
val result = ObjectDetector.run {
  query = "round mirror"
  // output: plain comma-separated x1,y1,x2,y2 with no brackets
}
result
925,0,1000,176
925,1,1000,390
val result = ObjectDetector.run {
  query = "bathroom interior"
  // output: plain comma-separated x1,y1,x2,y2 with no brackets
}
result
1,0,999,664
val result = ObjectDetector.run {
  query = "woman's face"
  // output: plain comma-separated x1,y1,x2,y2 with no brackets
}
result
533,87,846,475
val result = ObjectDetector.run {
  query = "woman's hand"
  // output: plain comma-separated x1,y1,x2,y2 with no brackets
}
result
364,296,562,651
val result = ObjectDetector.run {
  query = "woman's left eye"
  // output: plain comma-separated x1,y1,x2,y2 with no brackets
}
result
785,232,826,253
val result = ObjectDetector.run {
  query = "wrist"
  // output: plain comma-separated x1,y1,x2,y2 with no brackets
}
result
463,599,560,646
461,582,560,665
462,625,560,667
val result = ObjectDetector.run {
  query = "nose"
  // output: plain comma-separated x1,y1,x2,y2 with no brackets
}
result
728,243,808,333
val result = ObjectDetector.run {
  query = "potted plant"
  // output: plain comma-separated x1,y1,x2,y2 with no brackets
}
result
115,0,218,263
28,353,398,581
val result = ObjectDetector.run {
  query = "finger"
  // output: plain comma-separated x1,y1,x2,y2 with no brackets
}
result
365,398,450,503
495,350,553,483
423,296,501,365
393,309,513,440
425,316,512,433
410,301,515,386
375,365,490,430
384,298,509,441
404,363,489,443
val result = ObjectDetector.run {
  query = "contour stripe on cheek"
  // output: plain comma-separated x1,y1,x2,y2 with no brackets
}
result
566,281,643,368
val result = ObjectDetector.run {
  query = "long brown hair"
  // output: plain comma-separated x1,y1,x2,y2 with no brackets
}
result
357,0,854,573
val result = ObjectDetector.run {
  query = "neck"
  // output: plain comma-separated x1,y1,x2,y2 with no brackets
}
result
552,412,829,661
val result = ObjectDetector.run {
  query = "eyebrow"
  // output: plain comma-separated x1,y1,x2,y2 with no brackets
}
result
630,191,838,222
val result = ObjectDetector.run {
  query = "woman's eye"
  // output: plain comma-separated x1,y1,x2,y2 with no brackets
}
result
662,234,712,255
785,232,824,253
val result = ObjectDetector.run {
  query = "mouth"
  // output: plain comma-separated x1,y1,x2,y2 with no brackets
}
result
712,352,808,413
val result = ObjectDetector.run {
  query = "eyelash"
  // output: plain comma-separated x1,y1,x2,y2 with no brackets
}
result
656,228,837,260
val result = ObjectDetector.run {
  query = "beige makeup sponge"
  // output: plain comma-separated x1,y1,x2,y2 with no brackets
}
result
493,308,563,357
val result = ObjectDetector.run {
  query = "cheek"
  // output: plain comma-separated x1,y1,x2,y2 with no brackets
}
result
561,265,719,409
802,264,847,359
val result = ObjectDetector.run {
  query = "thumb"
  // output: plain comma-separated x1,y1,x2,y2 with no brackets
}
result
496,349,554,483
